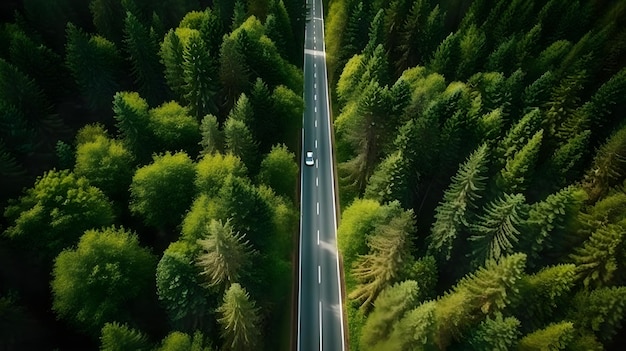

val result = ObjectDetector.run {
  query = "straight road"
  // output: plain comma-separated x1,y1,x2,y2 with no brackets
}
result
297,0,346,350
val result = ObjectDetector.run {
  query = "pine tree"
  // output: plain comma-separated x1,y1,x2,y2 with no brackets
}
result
196,219,253,289
498,129,543,194
396,0,433,71
65,23,122,111
469,193,527,265
583,124,626,202
183,32,218,119
219,33,250,110
217,283,261,351
543,130,591,191
428,144,489,261
199,114,223,155
112,91,153,162
513,264,577,330
363,9,386,59
570,223,626,288
568,286,626,342
522,186,587,267
224,117,258,174
496,109,542,164
364,150,410,207
160,28,186,100
359,280,421,351
456,25,487,80
100,322,150,351
376,301,438,350
123,11,167,105
522,71,555,110
429,32,460,80
466,313,521,351
349,207,415,310
516,322,575,350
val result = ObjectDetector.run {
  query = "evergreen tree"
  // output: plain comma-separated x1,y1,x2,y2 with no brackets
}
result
350,206,415,309
337,199,384,273
496,108,542,163
89,0,125,44
456,25,487,81
183,31,218,119
196,219,253,289
65,23,122,111
543,130,591,191
195,152,247,197
123,11,167,105
156,330,213,351
395,0,432,72
377,300,438,351
249,78,276,153
100,322,150,351
224,117,258,174
570,223,626,288
469,193,527,265
583,124,626,202
466,313,521,351
521,71,556,111
428,144,489,261
363,9,385,59
498,129,544,194
364,150,410,207
112,91,153,162
568,286,626,342
360,280,421,351
429,32,460,81
199,114,223,155
217,283,261,351
160,28,186,100
229,93,254,127
516,322,575,351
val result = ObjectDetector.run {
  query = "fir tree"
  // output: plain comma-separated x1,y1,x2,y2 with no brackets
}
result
583,123,626,202
428,144,489,261
199,114,222,155
217,283,261,351
466,313,521,351
498,129,543,194
516,321,575,351
183,32,218,119
568,286,626,342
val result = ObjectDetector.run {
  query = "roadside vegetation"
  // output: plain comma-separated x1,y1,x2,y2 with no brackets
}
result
0,0,304,349
327,0,626,350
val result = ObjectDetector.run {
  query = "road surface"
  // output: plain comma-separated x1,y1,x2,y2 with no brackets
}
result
297,0,346,350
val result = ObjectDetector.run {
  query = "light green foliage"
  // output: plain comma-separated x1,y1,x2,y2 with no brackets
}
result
429,32,459,80
522,186,587,267
583,124,626,202
323,0,348,78
376,300,438,351
350,206,416,309
75,123,108,145
156,240,210,331
99,322,150,351
156,331,213,351
129,152,196,228
568,286,626,342
217,283,261,351
65,23,122,110
498,129,543,193
199,114,222,155
364,150,410,207
516,321,574,351
196,219,253,288
570,223,626,288
514,264,577,330
477,108,504,143
148,101,200,154
497,109,542,163
257,144,298,200
457,25,486,80
337,199,383,275
183,31,218,118
228,93,254,125
51,227,156,334
75,135,134,200
336,54,364,105
271,85,304,151
122,11,165,105
428,144,489,261
195,153,247,196
112,91,152,162
180,195,221,243
3,169,114,258
360,280,421,351
469,193,527,265
224,117,258,173
467,313,521,351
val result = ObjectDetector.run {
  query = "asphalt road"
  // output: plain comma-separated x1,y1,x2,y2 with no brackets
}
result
297,0,346,350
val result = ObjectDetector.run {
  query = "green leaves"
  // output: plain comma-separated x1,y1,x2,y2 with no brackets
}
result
217,283,261,351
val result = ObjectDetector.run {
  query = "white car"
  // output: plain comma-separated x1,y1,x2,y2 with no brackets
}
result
305,151,314,166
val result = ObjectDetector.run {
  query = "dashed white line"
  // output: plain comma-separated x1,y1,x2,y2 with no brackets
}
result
318,265,321,284
314,83,317,89
315,140,318,148
315,120,317,127
314,94,317,100
314,63,317,68
317,202,319,214
316,177,318,186
315,106,317,112
314,73,317,78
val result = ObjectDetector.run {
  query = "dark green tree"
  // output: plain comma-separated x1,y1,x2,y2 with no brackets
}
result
466,313,521,351
129,152,196,228
428,144,489,261
183,31,218,119
583,124,626,202
51,227,156,334
364,150,410,207
217,283,261,351
160,28,187,99
89,0,125,43
224,117,258,174
429,32,460,81
65,23,122,111
199,114,223,155
112,91,153,162
469,193,527,265
568,286,626,343
498,129,543,193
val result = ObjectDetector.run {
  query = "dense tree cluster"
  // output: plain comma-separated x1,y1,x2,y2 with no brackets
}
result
1,0,303,349
330,0,626,350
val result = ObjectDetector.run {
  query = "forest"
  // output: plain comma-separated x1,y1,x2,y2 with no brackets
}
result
0,0,305,350
326,0,626,350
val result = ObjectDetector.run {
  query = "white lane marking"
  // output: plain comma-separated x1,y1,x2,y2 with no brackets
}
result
317,229,320,244
315,106,317,113
314,94,317,101
314,63,317,68
314,73,317,78
315,140,318,149
317,202,319,214
318,265,321,284
316,177,319,186
319,301,323,351
315,120,317,127
316,159,318,168
314,83,317,89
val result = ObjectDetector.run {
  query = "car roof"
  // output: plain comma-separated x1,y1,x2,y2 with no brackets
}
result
306,151,313,156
